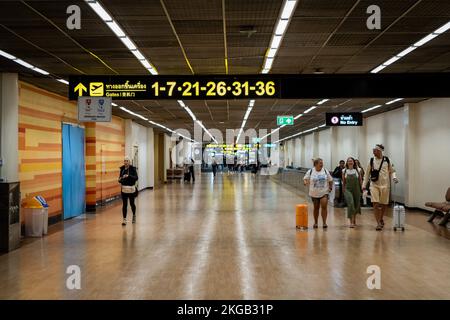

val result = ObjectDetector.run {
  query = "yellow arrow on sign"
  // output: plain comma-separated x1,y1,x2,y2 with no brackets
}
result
74,83,87,96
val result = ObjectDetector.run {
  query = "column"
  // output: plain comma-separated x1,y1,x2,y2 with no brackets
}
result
0,73,19,182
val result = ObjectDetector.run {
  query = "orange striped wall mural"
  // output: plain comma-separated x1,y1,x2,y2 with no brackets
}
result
18,82,125,219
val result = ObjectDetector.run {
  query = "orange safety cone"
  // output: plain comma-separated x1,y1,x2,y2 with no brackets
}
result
296,204,308,230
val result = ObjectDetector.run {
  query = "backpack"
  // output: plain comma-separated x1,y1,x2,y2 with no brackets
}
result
370,156,390,182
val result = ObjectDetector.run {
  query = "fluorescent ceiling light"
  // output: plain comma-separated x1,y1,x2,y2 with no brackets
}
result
249,100,255,107
414,33,439,47
14,59,34,69
362,105,382,113
270,35,282,49
383,56,401,66
148,68,158,75
275,19,289,35
433,21,450,34
304,106,316,114
396,46,417,57
177,100,185,107
106,20,125,37
370,64,387,74
264,58,274,70
185,107,197,121
317,99,329,105
243,109,251,120
119,36,136,50
57,79,69,85
0,49,16,60
86,1,112,21
111,102,118,106
33,67,49,75
319,124,326,128
294,113,303,119
131,49,145,61
281,0,297,19
140,59,152,69
267,48,277,58
261,68,270,74
386,98,403,105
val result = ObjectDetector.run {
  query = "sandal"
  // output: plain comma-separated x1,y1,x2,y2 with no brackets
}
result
375,225,383,231
323,224,328,229
313,224,318,229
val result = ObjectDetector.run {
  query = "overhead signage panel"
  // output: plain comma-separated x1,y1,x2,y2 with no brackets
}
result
326,112,363,126
69,73,450,100
69,75,280,100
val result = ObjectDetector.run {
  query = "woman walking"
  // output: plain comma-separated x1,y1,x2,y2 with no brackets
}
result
118,156,138,226
342,157,362,228
303,158,333,229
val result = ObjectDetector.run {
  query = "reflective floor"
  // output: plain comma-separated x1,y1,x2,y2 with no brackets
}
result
0,173,449,299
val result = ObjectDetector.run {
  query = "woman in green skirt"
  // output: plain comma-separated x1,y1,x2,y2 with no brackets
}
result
342,157,363,228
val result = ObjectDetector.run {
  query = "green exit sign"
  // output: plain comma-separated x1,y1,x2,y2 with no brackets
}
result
277,116,294,126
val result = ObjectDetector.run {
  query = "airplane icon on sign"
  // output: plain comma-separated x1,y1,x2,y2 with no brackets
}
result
89,82,104,96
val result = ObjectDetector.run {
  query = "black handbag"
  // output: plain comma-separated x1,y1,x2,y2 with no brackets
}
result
370,157,385,182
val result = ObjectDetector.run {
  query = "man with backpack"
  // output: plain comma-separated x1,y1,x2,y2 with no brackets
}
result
362,144,399,231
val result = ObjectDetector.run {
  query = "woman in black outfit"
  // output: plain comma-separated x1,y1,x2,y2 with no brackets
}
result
118,156,138,226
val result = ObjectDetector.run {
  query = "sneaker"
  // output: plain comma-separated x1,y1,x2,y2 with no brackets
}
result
376,225,383,231
122,219,127,226
132,215,136,224
380,219,385,226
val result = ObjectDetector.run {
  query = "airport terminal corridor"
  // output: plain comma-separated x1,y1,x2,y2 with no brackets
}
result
0,173,448,300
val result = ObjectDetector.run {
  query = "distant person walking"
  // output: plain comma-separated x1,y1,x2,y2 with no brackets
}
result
362,144,398,231
189,158,195,182
212,157,218,178
342,157,362,228
303,158,334,229
118,156,138,226
332,160,346,205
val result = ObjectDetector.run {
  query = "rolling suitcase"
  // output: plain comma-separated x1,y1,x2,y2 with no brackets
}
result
296,204,308,230
393,204,405,231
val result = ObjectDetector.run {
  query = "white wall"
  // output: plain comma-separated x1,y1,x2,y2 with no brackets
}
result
318,129,331,171
281,98,450,210
125,120,154,189
293,138,301,167
406,99,450,209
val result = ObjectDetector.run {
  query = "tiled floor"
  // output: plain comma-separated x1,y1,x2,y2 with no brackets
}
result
0,173,449,299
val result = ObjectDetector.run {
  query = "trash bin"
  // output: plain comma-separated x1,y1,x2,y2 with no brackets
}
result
23,196,49,237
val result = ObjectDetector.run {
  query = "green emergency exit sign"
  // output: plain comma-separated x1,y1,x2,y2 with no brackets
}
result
277,116,294,126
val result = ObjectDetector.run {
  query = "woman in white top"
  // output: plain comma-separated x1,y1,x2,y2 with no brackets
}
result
303,158,334,229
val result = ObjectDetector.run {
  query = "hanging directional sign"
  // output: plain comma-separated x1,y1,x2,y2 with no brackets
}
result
326,112,363,126
69,73,450,100
277,116,294,126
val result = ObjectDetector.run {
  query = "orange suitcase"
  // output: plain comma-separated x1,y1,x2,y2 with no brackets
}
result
296,204,308,230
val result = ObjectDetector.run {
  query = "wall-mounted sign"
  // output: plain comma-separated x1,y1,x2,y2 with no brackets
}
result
78,97,112,122
69,73,450,100
326,112,363,126
277,115,294,126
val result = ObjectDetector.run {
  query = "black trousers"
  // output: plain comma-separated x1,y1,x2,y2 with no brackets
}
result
121,192,136,219
189,167,195,181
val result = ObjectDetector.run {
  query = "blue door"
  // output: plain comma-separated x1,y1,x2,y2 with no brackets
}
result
62,124,86,219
